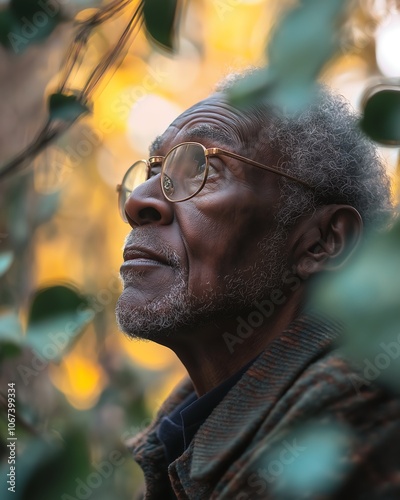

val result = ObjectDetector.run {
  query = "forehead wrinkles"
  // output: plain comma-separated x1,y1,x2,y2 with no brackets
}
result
151,98,254,154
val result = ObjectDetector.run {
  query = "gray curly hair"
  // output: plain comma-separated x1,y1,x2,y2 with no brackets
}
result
216,71,393,232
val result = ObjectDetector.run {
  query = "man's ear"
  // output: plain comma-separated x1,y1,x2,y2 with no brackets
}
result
292,205,363,280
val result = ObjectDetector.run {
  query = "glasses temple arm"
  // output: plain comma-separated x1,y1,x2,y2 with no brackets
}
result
207,148,314,189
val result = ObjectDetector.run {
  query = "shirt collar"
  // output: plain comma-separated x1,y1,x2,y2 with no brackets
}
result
157,357,257,464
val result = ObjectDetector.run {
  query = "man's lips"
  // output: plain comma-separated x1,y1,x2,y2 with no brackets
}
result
122,246,169,266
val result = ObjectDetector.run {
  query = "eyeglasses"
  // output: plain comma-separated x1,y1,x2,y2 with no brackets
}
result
116,141,313,222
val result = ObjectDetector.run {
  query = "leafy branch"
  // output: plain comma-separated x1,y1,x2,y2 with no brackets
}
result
0,0,181,182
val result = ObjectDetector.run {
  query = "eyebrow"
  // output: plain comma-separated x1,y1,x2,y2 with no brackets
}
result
149,125,236,155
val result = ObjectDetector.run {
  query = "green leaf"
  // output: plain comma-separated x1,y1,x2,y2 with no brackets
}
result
267,0,345,76
0,251,13,277
310,220,400,393
265,421,352,498
0,429,92,500
48,93,90,122
6,174,32,248
0,312,23,359
0,10,20,50
34,192,60,225
228,0,347,111
143,0,178,51
360,88,400,145
0,1,65,54
26,285,92,361
10,0,63,21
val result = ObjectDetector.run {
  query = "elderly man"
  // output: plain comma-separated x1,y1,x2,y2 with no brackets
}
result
115,74,400,499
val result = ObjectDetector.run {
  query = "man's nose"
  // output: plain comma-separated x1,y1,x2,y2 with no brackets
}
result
124,176,174,228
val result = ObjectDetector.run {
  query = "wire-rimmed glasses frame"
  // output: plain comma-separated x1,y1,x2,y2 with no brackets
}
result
116,141,313,222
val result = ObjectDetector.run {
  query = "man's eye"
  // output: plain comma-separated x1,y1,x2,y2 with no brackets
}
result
196,162,207,175
194,162,218,177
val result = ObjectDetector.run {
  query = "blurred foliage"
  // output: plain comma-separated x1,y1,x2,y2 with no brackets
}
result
143,0,179,51
0,313,23,359
1,428,92,500
227,0,348,112
360,85,400,144
0,253,13,278
25,285,92,361
0,0,65,52
265,421,352,499
48,93,90,123
0,0,178,180
0,0,400,498
311,218,400,394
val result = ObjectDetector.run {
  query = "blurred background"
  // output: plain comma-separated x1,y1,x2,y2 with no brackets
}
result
1,0,400,498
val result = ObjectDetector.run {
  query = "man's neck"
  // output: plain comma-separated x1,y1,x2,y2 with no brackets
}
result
167,300,302,396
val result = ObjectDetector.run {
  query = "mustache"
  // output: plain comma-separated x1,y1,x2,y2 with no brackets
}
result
123,228,181,268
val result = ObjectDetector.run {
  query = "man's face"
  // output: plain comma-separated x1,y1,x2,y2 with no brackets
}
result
116,96,291,342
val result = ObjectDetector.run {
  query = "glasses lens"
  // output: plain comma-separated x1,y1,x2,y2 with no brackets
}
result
118,160,148,222
161,143,207,201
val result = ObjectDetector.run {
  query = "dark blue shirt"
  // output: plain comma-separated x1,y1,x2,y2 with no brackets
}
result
157,361,255,465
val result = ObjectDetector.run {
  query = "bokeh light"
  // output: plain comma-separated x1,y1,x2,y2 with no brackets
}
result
376,13,400,76
127,94,183,155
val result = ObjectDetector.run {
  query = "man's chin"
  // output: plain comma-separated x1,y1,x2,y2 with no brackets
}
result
114,288,190,342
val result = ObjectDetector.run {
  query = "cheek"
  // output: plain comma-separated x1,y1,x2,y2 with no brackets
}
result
176,191,277,291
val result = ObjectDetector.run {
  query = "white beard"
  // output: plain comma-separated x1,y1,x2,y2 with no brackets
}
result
115,227,289,342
